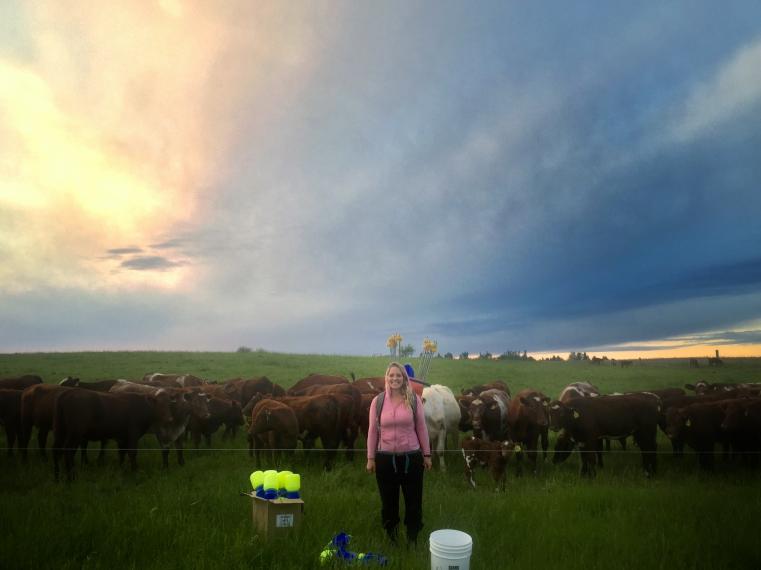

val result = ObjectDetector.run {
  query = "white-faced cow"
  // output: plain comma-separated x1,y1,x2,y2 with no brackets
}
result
468,389,510,441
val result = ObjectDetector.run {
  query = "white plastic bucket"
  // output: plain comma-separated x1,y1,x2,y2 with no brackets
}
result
429,529,473,570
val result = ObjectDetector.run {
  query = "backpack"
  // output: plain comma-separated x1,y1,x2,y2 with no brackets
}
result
374,392,419,449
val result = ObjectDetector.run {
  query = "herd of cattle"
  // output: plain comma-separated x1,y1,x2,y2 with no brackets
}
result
1,373,760,487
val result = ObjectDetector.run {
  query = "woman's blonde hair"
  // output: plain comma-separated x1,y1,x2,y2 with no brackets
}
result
385,361,414,409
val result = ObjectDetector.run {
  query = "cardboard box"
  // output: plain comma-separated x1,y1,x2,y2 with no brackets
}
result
249,494,304,537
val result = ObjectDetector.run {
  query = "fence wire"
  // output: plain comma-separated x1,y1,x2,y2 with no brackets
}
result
6,447,761,455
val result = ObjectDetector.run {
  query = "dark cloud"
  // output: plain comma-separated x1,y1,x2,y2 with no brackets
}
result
149,238,186,250
120,256,185,271
105,247,143,255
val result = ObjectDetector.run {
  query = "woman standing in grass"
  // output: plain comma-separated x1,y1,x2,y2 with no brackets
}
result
366,361,432,545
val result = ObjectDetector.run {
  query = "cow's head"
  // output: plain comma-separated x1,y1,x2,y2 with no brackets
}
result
185,390,211,420
519,394,551,428
242,393,265,422
548,400,574,431
152,389,174,424
468,397,499,435
720,402,745,433
665,407,690,440
499,440,517,458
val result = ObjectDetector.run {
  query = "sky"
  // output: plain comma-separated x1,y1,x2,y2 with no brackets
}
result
2,1,761,359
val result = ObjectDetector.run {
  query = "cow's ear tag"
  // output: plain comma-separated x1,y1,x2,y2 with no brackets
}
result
573,410,580,419
685,419,691,427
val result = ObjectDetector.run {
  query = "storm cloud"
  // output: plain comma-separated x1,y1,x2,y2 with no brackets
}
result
2,2,761,356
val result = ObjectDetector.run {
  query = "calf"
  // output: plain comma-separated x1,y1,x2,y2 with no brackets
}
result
460,436,517,491
549,395,659,478
507,389,550,475
468,389,510,441
247,399,299,466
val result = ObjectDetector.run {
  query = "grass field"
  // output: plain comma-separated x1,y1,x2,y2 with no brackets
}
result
1,352,761,569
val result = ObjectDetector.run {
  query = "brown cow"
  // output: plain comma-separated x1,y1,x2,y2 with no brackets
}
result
225,377,285,405
109,381,210,467
721,399,761,467
553,382,603,466
549,394,659,478
188,397,243,448
351,376,385,395
19,384,73,462
665,400,734,470
247,399,299,466
295,383,362,460
468,389,510,441
461,436,517,491
0,374,43,390
52,390,172,481
507,389,550,475
0,389,22,456
660,390,752,457
461,380,510,397
287,374,349,395
276,394,343,470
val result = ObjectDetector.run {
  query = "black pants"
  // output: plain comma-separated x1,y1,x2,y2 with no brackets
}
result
375,451,424,541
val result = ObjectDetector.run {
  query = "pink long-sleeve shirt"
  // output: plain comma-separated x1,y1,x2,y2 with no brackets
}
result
366,390,430,460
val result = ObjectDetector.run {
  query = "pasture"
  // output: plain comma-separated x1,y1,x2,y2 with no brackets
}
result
1,351,761,569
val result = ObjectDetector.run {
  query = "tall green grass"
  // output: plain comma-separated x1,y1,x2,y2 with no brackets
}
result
2,353,760,569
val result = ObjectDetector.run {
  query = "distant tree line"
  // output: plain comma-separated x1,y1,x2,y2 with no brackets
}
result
568,351,590,361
